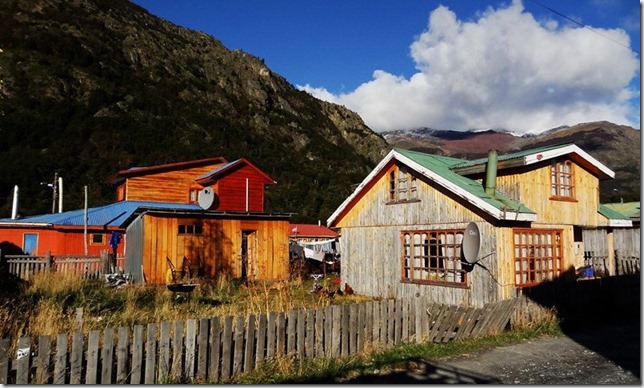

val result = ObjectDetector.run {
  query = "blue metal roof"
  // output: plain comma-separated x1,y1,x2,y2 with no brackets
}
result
0,201,202,228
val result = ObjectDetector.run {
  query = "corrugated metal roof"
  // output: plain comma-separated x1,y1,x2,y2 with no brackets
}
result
289,224,339,238
601,202,640,220
453,143,575,169
0,201,202,228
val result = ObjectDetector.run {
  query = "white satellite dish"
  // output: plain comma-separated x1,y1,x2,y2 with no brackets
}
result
197,187,217,210
461,222,481,264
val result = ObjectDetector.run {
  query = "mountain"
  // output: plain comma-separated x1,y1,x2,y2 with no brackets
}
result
383,121,641,203
0,0,389,222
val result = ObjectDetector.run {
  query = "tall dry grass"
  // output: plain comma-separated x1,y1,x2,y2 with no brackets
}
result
0,271,369,344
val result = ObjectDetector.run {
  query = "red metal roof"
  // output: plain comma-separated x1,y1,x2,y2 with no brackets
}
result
105,157,228,185
289,224,339,238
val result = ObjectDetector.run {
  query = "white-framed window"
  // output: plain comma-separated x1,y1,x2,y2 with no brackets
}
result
550,160,574,199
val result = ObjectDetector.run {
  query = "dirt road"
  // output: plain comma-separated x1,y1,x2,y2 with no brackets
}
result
333,321,640,384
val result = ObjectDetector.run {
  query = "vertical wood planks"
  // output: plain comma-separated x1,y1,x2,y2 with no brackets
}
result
145,323,157,384
158,322,171,383
171,320,184,381
286,310,296,356
232,315,244,377
102,328,115,384
116,327,130,384
266,312,276,359
131,325,144,384
86,331,99,384
54,334,67,384
220,315,233,381
197,318,209,380
276,313,286,357
296,309,305,358
16,337,30,384
0,338,9,384
70,331,83,384
184,320,197,380
208,317,222,382
244,315,256,373
255,314,267,366
35,335,50,384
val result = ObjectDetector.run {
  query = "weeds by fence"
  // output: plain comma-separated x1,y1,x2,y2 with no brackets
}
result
0,296,519,384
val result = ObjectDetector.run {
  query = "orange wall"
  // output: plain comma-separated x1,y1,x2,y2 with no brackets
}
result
0,227,124,256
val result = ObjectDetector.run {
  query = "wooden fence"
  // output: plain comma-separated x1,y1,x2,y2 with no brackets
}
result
1,251,126,280
615,250,640,275
0,297,518,384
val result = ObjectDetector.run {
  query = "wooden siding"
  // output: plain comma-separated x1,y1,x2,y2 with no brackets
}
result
336,164,486,229
140,215,289,284
336,165,508,307
0,228,122,257
216,165,267,212
496,225,576,301
495,159,601,226
123,164,222,203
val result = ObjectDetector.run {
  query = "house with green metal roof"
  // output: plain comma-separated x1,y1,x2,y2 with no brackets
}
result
327,143,628,307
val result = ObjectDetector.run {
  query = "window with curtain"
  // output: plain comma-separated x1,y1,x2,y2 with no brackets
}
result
513,228,563,287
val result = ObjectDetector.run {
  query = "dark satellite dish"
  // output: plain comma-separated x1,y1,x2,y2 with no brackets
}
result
197,187,217,210
461,222,481,264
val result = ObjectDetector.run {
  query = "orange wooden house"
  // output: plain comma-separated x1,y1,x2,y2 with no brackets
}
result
105,157,292,284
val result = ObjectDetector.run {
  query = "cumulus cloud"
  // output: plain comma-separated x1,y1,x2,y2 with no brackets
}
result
298,1,640,134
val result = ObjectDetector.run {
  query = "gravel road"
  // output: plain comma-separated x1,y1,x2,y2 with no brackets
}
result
332,321,640,384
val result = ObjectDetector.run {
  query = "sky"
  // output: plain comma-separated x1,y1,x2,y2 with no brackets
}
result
131,0,641,134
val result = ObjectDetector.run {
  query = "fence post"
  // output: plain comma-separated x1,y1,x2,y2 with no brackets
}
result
46,251,52,270
100,250,110,275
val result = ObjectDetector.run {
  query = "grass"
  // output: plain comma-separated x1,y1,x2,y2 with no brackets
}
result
0,270,368,341
0,270,564,384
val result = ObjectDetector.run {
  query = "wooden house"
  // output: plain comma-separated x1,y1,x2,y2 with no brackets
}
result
327,144,629,307
107,157,291,284
0,157,291,284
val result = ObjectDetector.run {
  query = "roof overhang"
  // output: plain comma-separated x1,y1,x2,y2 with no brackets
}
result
327,149,536,227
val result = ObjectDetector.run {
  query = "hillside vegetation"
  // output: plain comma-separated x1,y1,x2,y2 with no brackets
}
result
0,0,388,222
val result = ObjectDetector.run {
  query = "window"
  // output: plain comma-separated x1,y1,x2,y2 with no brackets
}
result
188,187,201,204
23,233,38,255
401,229,467,285
91,233,104,245
388,167,418,203
116,185,126,201
513,229,563,287
550,160,574,199
178,223,203,235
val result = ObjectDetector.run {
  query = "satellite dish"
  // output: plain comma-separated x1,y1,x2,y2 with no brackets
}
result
197,187,217,210
461,222,481,264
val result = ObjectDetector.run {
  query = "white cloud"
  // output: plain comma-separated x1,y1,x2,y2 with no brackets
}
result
298,1,640,134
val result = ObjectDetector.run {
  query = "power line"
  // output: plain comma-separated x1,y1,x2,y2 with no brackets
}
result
527,0,639,55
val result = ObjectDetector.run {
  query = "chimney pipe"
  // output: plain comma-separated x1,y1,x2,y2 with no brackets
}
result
11,185,18,219
485,149,498,197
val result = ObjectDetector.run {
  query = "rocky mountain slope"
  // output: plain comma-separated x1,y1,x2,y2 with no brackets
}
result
383,121,640,203
0,0,389,222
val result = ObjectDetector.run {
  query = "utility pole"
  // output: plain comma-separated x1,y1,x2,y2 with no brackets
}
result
51,172,58,214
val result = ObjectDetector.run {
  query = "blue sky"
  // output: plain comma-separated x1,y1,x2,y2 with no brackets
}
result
131,0,640,134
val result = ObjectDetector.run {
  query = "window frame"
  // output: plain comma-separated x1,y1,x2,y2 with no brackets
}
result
513,228,563,287
23,233,38,255
188,186,202,204
550,160,576,201
178,223,204,235
400,228,468,287
90,233,105,245
387,166,420,204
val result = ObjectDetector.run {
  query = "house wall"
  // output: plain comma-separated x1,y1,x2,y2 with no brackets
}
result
0,228,121,256
122,164,221,203
496,159,601,226
216,164,266,212
336,164,506,307
140,214,289,284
